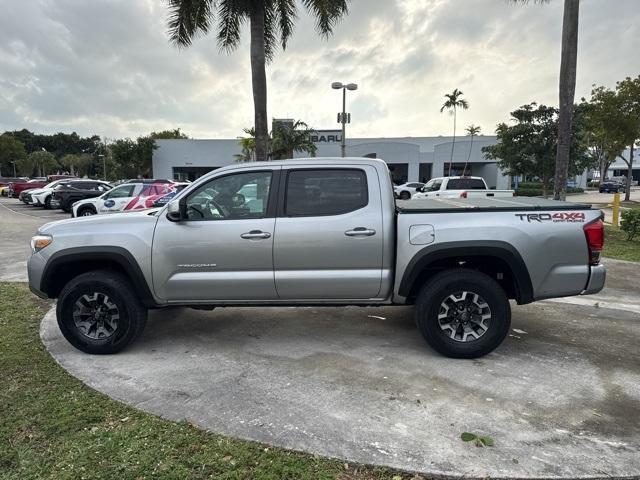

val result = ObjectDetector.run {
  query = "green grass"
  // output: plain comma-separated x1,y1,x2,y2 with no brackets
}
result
0,283,418,480
604,226,640,262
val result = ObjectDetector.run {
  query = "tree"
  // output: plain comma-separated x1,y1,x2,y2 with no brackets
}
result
483,103,591,198
235,128,257,163
440,89,469,176
149,128,189,140
110,139,142,180
235,120,317,162
462,124,481,176
270,120,317,160
615,76,640,201
583,86,628,184
59,153,93,177
511,0,579,201
0,134,27,176
20,151,58,177
167,0,350,163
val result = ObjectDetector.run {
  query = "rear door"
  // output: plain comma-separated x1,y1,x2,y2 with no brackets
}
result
273,166,384,300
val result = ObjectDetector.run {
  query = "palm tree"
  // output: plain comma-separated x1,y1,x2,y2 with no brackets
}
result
511,0,579,200
270,120,317,160
234,120,318,162
462,124,481,176
440,89,469,176
234,128,256,163
167,0,349,162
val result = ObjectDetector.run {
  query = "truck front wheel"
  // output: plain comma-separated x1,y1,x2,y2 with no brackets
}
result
56,270,147,354
414,269,511,358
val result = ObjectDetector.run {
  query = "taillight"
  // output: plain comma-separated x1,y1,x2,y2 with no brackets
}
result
460,191,468,198
583,219,604,266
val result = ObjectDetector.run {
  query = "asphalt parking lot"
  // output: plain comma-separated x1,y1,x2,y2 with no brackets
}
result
3,195,640,478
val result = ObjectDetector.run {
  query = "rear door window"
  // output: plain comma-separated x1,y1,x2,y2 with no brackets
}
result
285,169,368,216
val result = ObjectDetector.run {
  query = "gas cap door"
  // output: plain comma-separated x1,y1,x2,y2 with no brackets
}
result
409,224,435,245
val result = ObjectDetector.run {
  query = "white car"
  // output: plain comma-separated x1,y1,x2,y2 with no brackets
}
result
393,182,425,200
26,179,78,208
412,176,515,199
71,180,176,217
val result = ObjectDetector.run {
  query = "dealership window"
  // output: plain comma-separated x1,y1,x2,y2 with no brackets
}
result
172,166,219,182
285,169,368,216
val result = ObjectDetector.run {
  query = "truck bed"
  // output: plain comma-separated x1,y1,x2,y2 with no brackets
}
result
396,197,594,213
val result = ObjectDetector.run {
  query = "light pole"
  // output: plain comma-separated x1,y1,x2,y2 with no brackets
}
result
98,154,106,180
331,82,358,158
10,161,16,177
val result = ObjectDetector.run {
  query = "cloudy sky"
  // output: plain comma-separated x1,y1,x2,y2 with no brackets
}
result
0,0,638,140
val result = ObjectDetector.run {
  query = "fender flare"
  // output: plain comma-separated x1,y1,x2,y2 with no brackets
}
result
398,241,534,304
40,246,157,308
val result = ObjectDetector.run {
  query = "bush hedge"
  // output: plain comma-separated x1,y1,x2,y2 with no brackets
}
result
515,186,584,197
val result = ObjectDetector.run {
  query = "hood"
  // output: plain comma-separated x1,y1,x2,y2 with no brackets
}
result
38,208,160,235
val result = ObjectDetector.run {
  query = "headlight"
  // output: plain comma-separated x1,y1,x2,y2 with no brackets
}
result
31,235,53,254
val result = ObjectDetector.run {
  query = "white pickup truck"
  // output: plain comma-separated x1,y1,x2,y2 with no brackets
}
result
413,176,515,199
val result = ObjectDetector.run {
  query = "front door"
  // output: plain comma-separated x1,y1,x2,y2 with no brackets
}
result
273,166,384,300
98,184,141,213
152,169,278,302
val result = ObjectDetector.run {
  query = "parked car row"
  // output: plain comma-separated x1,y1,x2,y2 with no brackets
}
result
394,176,515,200
4,177,189,217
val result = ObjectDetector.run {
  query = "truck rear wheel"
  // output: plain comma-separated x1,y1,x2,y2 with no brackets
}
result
414,269,510,358
56,270,147,354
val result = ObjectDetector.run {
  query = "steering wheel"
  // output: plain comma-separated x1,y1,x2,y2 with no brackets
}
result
187,204,204,219
206,198,229,218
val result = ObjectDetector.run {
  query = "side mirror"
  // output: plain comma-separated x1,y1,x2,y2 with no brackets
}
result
166,199,184,222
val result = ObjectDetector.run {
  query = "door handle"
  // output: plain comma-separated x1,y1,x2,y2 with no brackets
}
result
345,227,376,237
240,230,271,239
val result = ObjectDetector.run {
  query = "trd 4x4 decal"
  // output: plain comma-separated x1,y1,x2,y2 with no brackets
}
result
515,212,586,223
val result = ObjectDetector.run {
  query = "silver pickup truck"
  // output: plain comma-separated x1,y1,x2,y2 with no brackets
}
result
28,158,606,358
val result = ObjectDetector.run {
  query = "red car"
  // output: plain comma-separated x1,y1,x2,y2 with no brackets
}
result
9,175,75,198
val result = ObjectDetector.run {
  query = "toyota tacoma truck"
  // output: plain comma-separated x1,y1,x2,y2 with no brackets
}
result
27,158,605,358
412,176,515,199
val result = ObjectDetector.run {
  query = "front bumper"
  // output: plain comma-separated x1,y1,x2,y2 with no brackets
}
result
582,264,606,295
27,252,48,299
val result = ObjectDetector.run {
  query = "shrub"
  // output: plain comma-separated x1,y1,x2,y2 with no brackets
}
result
621,209,640,241
516,188,543,197
517,182,543,189
588,181,600,188
567,187,584,194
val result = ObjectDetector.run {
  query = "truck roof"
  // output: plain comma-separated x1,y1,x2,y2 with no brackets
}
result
397,196,594,212
215,157,388,170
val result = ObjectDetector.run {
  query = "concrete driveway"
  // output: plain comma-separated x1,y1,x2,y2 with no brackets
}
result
41,259,640,479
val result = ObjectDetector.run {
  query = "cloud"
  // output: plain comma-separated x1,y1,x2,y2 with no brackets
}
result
0,0,638,140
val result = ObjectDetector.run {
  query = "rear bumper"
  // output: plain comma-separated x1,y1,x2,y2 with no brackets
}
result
582,264,606,295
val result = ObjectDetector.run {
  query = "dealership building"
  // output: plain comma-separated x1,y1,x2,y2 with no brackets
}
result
152,128,589,188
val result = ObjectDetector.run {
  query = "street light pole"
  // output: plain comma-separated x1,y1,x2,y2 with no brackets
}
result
11,161,16,177
332,82,358,158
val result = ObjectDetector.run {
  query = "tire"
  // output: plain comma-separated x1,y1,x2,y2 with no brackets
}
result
414,269,511,359
44,196,51,209
78,206,96,216
399,191,411,200
56,270,147,354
